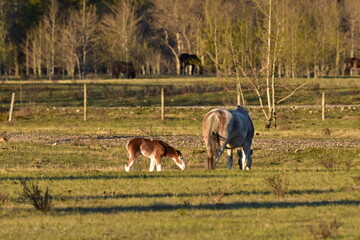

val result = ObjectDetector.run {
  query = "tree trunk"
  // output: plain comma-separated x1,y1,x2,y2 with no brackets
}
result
25,37,29,76
164,30,180,75
265,0,273,129
81,0,86,80
50,0,57,81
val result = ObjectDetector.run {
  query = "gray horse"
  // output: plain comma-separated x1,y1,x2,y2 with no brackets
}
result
202,106,254,170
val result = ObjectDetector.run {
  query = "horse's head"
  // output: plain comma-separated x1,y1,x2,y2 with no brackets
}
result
173,150,186,170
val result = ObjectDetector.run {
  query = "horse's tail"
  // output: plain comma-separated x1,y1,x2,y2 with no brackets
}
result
205,111,221,170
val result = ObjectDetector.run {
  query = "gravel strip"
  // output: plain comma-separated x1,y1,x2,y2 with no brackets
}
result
5,133,360,152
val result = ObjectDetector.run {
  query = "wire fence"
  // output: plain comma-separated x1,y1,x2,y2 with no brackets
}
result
1,80,359,122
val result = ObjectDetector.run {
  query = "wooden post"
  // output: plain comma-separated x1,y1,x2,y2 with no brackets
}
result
8,93,15,122
161,88,165,121
84,84,87,121
237,83,241,106
321,91,325,120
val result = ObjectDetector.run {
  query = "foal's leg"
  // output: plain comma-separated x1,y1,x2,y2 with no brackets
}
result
226,149,233,170
155,156,162,172
125,152,139,172
149,157,156,172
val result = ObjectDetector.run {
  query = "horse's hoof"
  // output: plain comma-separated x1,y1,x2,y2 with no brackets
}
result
124,165,130,172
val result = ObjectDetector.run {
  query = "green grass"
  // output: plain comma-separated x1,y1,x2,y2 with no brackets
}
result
1,77,359,108
1,105,359,138
0,77,359,239
0,166,359,239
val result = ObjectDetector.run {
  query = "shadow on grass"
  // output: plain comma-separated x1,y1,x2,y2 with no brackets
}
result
0,172,247,182
54,199,360,214
53,189,337,201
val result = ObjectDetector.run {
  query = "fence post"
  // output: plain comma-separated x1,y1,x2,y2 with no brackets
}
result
8,93,15,122
84,84,87,121
321,91,325,120
161,88,165,121
237,83,241,106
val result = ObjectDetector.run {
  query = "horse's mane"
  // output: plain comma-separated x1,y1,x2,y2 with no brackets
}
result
236,106,249,113
158,140,177,156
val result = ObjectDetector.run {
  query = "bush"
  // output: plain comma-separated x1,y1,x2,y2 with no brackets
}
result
20,181,51,213
0,192,9,205
322,128,331,136
319,155,335,169
307,218,342,239
265,175,288,198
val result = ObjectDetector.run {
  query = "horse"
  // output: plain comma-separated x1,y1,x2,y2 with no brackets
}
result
344,57,360,75
202,106,254,170
179,53,203,75
112,61,136,79
124,138,186,172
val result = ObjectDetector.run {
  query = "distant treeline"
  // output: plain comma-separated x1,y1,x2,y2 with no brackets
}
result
0,0,359,79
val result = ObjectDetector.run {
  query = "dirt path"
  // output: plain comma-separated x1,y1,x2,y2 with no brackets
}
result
5,133,360,152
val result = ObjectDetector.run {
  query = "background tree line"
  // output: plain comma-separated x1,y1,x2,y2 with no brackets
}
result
0,0,359,80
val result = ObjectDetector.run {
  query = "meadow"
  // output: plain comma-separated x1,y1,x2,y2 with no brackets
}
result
0,77,359,239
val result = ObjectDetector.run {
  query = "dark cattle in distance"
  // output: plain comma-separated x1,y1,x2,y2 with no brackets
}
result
179,53,204,75
344,57,360,75
112,61,136,79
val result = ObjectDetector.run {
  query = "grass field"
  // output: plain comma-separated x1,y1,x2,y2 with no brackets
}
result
1,77,359,108
0,77,359,239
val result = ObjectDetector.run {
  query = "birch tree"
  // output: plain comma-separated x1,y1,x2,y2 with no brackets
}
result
344,0,360,58
59,10,80,79
202,0,231,77
100,0,141,65
42,0,59,80
78,0,97,79
152,0,201,75
58,1,97,80
0,0,8,78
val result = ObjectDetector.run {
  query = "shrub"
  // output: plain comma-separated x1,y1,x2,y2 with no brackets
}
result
265,175,288,198
345,160,354,171
307,218,342,239
207,187,226,204
319,155,335,169
353,176,360,189
16,106,39,119
20,181,51,213
322,128,331,136
0,192,9,205
0,131,8,142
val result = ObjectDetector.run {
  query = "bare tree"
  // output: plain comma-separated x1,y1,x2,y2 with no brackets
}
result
59,10,80,79
78,0,97,79
57,2,97,80
138,41,161,75
344,0,360,58
0,0,8,79
152,0,202,75
22,22,44,78
42,0,59,80
100,0,141,65
202,0,232,77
